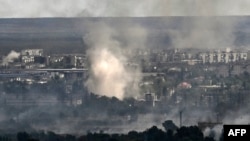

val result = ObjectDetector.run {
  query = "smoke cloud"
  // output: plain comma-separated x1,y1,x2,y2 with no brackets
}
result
86,47,130,100
84,22,144,100
0,0,250,18
2,50,20,65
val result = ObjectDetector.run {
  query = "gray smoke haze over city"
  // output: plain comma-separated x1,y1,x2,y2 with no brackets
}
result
82,16,245,100
0,0,250,17
0,1,250,140
0,30,248,140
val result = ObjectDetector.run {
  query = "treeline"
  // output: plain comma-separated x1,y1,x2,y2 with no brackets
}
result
0,122,222,141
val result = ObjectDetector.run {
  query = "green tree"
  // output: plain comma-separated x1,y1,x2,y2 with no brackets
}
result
17,132,30,141
162,120,178,132
175,126,204,141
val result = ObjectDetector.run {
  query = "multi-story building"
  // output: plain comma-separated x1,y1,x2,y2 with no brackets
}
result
200,50,247,64
21,49,45,68
48,54,87,68
21,49,43,56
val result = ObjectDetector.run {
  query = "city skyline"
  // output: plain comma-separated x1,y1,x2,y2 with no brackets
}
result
1,4,250,141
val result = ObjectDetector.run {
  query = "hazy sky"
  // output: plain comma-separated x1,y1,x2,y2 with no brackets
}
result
0,0,250,18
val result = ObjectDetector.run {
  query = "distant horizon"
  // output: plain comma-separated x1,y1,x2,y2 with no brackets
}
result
0,16,250,54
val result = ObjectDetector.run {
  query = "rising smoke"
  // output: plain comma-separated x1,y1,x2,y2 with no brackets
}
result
2,50,20,65
84,22,144,100
0,1,250,139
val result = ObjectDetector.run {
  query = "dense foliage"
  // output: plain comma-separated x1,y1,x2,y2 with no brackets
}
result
0,123,220,141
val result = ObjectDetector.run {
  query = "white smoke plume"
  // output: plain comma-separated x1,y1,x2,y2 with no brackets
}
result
84,22,144,100
86,47,130,100
203,125,223,141
2,50,20,65
0,0,250,18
